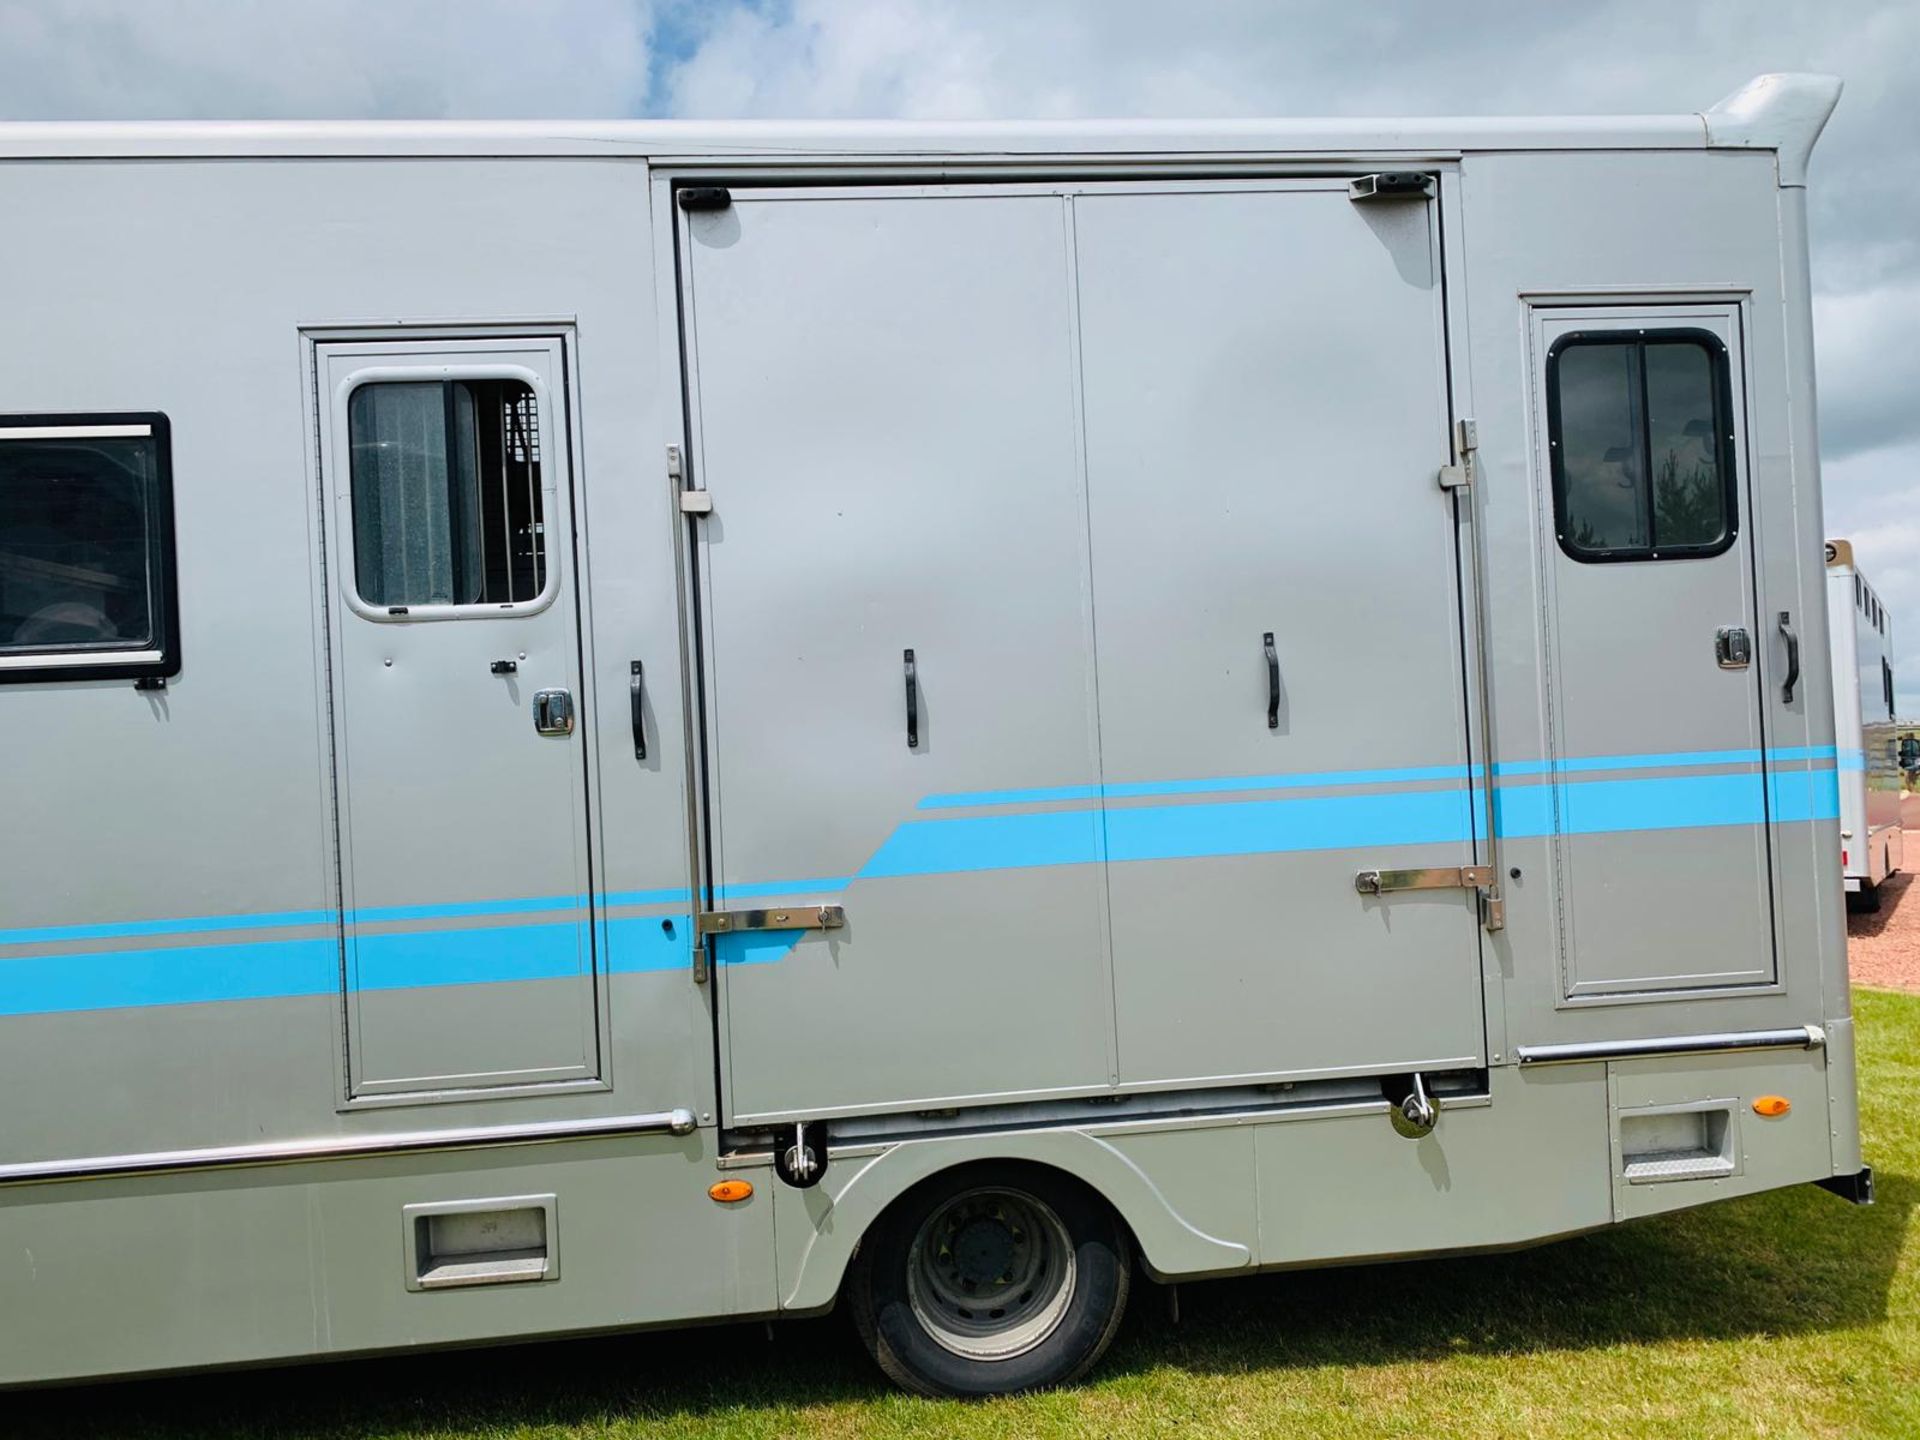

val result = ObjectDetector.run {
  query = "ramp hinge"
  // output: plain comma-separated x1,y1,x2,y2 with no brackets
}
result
671,444,713,514
696,905,846,936
1349,172,1434,202
1355,864,1493,896
1439,420,1478,491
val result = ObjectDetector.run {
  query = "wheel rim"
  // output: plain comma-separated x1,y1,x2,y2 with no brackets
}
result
905,1185,1077,1361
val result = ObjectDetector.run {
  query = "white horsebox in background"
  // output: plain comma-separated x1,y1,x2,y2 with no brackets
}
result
0,73,1870,1396
1825,539,1903,907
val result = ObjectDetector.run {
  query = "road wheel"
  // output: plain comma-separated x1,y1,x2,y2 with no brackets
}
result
846,1162,1130,1397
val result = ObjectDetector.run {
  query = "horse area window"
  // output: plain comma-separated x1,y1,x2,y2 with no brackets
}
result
347,379,547,610
0,414,179,684
1547,330,1737,563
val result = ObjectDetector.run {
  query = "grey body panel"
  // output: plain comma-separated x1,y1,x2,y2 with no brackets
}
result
0,74,1863,1389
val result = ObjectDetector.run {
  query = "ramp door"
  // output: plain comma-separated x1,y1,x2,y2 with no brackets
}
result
679,181,1483,1124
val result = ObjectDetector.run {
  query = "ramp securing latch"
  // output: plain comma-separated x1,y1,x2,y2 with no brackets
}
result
696,905,846,936
1354,865,1493,896
1349,172,1434,202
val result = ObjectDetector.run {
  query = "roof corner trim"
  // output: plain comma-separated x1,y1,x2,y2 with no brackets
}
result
1702,72,1844,188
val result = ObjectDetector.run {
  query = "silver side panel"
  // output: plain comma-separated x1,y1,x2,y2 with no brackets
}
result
0,82,1861,1386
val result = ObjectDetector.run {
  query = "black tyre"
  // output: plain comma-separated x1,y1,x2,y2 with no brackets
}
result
845,1162,1131,1398
1851,881,1884,914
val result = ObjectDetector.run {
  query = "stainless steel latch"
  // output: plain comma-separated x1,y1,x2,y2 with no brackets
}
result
1715,626,1752,669
1354,864,1493,895
696,905,846,936
532,688,574,736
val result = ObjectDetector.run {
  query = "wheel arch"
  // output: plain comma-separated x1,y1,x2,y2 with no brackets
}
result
778,1128,1252,1312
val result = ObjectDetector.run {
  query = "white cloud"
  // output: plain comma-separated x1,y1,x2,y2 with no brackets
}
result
1815,282,1920,461
0,0,655,118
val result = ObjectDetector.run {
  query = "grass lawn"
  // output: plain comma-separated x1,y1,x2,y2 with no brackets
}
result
16,987,1918,1440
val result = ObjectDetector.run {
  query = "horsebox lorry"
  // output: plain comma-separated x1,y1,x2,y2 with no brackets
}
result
0,73,1872,1397
1826,538,1903,909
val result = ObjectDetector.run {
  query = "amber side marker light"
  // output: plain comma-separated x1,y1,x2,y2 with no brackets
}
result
709,1179,754,1203
1753,1095,1792,1118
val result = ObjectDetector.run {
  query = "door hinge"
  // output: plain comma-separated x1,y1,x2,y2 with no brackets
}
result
671,444,712,514
1438,420,1478,490
1349,172,1434,202
696,905,846,936
1354,864,1493,895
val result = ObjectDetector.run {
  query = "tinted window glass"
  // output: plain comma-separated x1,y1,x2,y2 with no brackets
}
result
1550,331,1735,561
1555,343,1648,552
0,429,161,653
348,379,545,608
1644,342,1727,549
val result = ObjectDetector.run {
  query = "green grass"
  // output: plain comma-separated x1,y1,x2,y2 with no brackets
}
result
16,987,1920,1440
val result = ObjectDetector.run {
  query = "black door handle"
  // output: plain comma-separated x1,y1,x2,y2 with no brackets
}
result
630,660,647,760
904,648,919,749
1264,632,1280,730
1778,612,1800,704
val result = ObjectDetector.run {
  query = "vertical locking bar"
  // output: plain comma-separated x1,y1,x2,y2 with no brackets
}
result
1455,418,1505,932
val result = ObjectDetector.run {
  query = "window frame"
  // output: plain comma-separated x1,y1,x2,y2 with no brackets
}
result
1545,327,1740,564
0,410,181,686
332,364,561,624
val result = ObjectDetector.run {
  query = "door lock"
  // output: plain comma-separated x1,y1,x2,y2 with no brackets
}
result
532,688,574,736
1715,626,1752,669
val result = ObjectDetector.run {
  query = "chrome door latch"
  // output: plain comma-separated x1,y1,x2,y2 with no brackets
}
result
1715,626,1752,669
696,905,845,936
1354,865,1493,895
532,688,574,736
1357,864,1502,930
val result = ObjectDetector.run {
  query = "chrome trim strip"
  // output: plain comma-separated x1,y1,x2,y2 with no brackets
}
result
1513,1025,1824,1067
0,423,152,440
0,1109,698,1187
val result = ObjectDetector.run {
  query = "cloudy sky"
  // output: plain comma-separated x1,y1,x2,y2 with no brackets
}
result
5,0,1917,703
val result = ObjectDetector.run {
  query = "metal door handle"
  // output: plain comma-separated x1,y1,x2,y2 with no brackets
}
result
532,688,574,736
904,648,919,749
1263,632,1280,730
1778,611,1800,703
629,661,646,760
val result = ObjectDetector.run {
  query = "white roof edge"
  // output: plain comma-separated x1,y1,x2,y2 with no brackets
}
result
1702,72,1843,187
0,74,1839,168
0,112,1711,163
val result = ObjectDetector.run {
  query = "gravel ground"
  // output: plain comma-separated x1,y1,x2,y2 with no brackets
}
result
1848,827,1920,992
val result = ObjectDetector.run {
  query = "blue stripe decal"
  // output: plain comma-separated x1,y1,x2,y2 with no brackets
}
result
920,764,1474,810
0,937,340,1017
0,908,337,948
0,748,1844,1016
0,917,699,1018
919,745,1838,809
